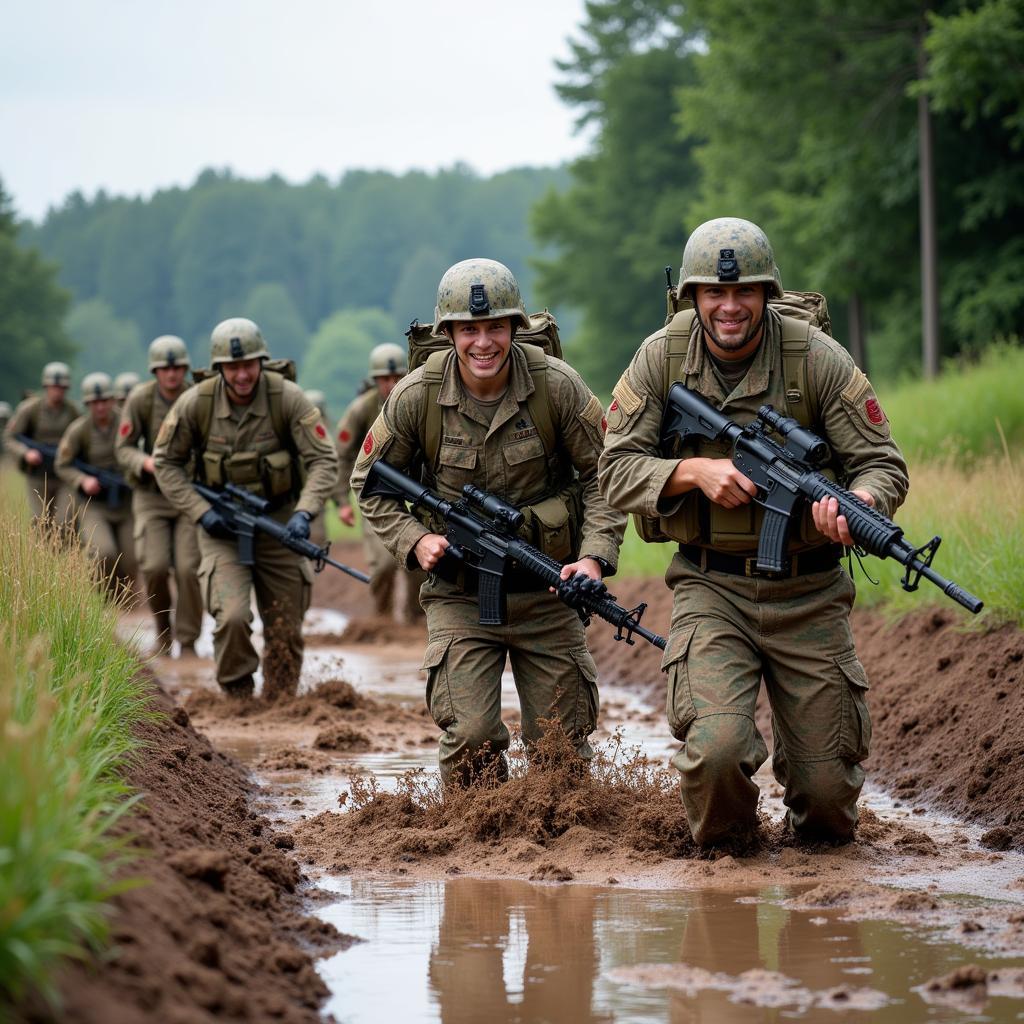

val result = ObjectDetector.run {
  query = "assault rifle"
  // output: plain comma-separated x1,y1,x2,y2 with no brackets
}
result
362,458,667,649
16,433,130,510
193,481,370,583
661,385,984,614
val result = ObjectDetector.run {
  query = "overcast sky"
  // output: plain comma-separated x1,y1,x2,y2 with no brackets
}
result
1,0,593,222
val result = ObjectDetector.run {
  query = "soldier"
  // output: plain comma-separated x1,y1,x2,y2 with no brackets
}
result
113,372,141,405
335,343,425,622
116,336,203,657
351,259,625,786
3,362,80,523
303,389,333,549
0,401,11,468
153,318,338,700
56,372,137,596
599,217,909,847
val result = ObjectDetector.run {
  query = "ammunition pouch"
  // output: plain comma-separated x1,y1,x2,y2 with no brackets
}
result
519,480,582,562
200,447,295,499
260,449,296,498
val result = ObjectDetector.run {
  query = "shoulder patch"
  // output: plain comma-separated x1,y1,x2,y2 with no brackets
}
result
839,367,890,438
119,420,132,438
606,372,645,433
355,416,393,467
580,394,604,429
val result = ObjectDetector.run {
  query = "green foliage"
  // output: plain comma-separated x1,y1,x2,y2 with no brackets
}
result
65,299,146,382
299,308,400,422
0,182,74,405
0,485,150,1005
240,282,309,365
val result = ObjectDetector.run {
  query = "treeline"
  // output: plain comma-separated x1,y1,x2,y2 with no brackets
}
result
534,0,1024,391
11,165,568,415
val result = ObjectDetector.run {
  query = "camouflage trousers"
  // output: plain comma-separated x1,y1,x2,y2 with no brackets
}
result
419,579,599,787
132,490,202,648
366,525,425,621
197,520,313,697
663,553,870,846
73,497,137,596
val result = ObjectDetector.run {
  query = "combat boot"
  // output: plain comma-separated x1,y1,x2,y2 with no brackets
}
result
222,674,255,701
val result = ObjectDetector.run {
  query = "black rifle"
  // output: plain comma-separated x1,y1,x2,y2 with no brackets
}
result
661,385,984,614
194,481,370,583
362,458,666,649
16,433,130,510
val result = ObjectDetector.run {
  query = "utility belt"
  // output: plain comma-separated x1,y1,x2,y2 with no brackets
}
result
200,447,297,501
678,543,843,578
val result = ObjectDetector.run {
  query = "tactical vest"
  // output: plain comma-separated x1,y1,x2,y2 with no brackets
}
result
416,344,583,561
193,370,300,500
637,295,836,550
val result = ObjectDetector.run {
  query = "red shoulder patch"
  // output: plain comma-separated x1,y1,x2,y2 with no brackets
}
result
609,400,619,413
363,431,374,455
315,423,327,439
339,429,351,443
119,421,132,437
865,398,884,425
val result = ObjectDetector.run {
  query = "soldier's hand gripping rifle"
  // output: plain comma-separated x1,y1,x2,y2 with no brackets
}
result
661,385,983,614
193,481,370,583
361,458,667,650
16,433,131,510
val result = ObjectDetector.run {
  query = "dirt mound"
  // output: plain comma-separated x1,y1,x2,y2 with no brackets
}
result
18,679,353,1024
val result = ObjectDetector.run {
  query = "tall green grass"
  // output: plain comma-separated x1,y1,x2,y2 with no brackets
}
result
617,343,1024,624
0,474,150,1007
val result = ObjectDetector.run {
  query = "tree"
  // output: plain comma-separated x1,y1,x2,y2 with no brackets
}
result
240,282,309,365
0,182,74,403
64,299,146,381
299,308,400,420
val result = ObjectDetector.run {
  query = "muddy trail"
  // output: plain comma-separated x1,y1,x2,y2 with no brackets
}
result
20,540,1024,1022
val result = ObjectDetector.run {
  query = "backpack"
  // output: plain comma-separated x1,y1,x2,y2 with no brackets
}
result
635,290,832,544
407,311,564,469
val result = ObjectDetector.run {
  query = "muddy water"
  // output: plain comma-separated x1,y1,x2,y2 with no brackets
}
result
314,877,1024,1023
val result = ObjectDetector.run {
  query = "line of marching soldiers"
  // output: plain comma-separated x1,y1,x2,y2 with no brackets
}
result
1,334,421,673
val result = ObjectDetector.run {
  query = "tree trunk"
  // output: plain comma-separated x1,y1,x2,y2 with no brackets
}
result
918,21,940,379
847,292,867,373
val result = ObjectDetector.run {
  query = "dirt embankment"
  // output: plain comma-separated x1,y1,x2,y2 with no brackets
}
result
13,678,353,1024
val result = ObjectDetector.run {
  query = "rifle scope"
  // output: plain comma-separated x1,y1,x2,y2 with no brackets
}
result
463,484,524,532
758,405,830,466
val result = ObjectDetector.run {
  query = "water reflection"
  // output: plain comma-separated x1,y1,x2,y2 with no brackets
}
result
316,878,1024,1023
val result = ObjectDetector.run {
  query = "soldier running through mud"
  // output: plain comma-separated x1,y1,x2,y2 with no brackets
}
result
153,317,339,700
116,335,203,658
334,344,426,623
599,217,909,848
352,258,625,786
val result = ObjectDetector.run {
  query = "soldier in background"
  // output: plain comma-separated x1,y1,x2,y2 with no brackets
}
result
153,318,338,700
303,388,333,549
0,402,11,468
116,336,202,657
4,362,80,524
334,343,425,622
114,372,142,405
56,372,137,596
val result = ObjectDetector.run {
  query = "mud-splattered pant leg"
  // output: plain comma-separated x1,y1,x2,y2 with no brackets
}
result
665,554,869,846
419,584,599,787
198,532,258,688
364,524,396,616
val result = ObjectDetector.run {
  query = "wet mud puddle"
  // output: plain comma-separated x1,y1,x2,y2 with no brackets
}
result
314,877,1024,1023
133,607,1024,1021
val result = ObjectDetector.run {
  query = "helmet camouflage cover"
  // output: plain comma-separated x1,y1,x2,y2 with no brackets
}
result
368,343,408,378
148,335,192,372
679,217,783,300
41,361,72,388
210,318,270,366
433,258,530,335
113,372,141,399
81,372,115,403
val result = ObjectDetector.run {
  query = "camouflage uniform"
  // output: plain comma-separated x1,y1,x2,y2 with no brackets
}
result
599,218,909,845
153,320,338,697
335,386,425,620
116,377,202,652
352,307,625,784
56,398,137,594
4,385,80,523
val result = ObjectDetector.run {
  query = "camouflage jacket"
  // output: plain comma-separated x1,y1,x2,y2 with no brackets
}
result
333,388,382,505
4,395,80,473
55,415,120,493
115,379,190,490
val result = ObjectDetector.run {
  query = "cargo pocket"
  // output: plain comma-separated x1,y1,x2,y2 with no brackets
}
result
298,559,314,614
260,449,295,498
225,450,261,489
437,444,478,493
522,494,572,561
662,623,698,740
197,553,218,617
422,635,455,729
201,449,226,487
569,645,600,737
837,650,871,762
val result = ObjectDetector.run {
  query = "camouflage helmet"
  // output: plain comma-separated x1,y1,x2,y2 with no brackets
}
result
303,389,327,415
113,372,141,400
41,361,72,388
148,334,191,372
210,317,270,366
81,372,115,403
679,217,783,300
433,258,530,335
368,343,408,378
